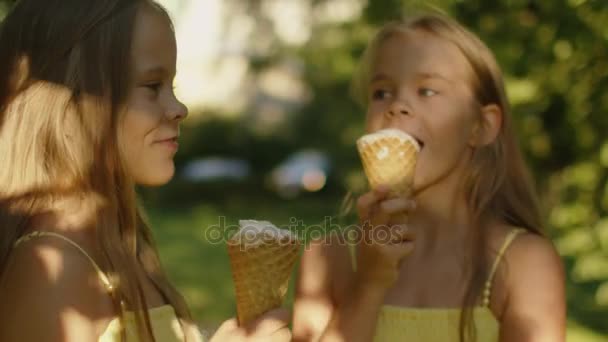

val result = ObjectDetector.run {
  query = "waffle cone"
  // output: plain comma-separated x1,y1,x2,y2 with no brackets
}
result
227,220,301,325
357,129,420,196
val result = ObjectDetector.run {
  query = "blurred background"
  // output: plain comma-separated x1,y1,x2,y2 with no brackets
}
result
2,0,607,340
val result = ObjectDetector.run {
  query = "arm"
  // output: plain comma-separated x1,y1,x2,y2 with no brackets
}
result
499,234,566,342
292,234,354,342
0,237,115,341
318,230,414,342
293,188,415,342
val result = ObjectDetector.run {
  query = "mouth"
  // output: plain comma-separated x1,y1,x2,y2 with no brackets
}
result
407,134,424,150
156,136,178,144
414,137,424,150
154,136,179,151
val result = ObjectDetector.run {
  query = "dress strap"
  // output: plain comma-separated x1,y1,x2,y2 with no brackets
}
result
14,231,115,293
481,228,526,307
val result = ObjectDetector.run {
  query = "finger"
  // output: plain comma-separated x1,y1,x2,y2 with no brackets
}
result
209,318,242,341
244,307,290,335
216,317,238,332
389,224,415,244
356,193,374,221
374,184,392,194
386,240,415,262
357,190,388,221
379,198,412,215
408,199,417,210
373,245,414,274
370,203,390,228
268,327,292,342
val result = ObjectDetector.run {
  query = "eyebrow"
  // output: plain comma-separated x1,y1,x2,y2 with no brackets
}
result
139,65,173,78
417,72,452,83
370,72,452,83
370,73,390,83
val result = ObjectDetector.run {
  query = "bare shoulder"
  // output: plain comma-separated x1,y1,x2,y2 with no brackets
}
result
491,226,566,340
0,232,116,341
501,228,564,291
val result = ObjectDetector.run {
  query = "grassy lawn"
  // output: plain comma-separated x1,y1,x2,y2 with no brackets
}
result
145,193,608,340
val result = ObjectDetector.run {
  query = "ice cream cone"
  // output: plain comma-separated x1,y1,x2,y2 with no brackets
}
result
227,220,300,325
357,128,420,196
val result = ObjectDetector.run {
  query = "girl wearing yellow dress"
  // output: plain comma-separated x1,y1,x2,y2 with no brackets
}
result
0,1,290,341
293,13,566,342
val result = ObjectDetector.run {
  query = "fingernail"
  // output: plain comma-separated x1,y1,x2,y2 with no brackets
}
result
382,184,394,191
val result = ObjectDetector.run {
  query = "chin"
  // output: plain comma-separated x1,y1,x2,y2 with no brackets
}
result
136,165,175,187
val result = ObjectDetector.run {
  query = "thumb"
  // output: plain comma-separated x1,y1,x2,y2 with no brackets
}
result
386,240,415,263
397,241,415,260
243,307,291,336
209,318,240,342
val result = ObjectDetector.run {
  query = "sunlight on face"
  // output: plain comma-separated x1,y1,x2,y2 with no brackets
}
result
121,5,188,186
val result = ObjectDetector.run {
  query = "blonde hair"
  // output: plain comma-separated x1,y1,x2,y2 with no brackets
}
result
353,13,543,341
0,1,195,340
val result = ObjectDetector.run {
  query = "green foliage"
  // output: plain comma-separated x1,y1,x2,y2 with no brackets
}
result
2,0,606,336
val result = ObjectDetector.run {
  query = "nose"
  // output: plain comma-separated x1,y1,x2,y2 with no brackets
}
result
167,97,188,122
386,99,411,117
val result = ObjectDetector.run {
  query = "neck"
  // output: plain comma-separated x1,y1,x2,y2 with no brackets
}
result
408,161,474,257
28,193,102,234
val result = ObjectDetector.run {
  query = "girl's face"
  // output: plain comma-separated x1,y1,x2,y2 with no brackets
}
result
365,29,480,194
120,6,187,186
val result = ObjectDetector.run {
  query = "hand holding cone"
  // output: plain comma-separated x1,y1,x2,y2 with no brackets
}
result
227,220,301,325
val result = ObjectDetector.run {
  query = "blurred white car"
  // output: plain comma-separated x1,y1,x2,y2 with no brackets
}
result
181,157,251,182
270,150,331,198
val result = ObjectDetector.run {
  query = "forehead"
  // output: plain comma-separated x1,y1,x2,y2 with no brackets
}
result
131,6,176,75
372,29,473,83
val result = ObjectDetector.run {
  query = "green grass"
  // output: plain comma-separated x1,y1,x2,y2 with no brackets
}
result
145,193,608,339
567,321,608,342
146,194,336,331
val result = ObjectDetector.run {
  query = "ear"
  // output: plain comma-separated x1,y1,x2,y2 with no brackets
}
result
469,104,502,147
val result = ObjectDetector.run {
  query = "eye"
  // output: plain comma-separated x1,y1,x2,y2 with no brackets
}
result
418,88,438,97
371,89,392,101
146,83,162,91
143,82,162,95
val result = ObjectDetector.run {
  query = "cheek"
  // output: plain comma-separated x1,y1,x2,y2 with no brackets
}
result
121,110,153,149
118,107,166,183
122,96,165,145
119,112,147,173
421,108,476,165
365,106,384,132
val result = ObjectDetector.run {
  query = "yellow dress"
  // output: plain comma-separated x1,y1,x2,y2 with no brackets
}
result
349,228,526,342
13,231,204,342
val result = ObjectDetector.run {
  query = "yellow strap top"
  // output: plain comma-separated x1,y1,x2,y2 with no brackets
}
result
348,228,526,342
482,228,526,307
13,231,204,342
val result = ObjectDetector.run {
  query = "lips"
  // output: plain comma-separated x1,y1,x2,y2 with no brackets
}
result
156,137,177,143
154,135,179,152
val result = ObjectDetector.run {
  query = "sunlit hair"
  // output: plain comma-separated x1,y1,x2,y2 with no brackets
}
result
352,12,543,342
0,0,197,340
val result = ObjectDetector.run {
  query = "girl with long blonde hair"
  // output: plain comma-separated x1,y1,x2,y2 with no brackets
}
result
293,13,565,342
0,1,291,341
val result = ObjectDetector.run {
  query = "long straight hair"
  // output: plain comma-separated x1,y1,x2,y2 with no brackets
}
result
0,0,197,340
352,13,543,341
